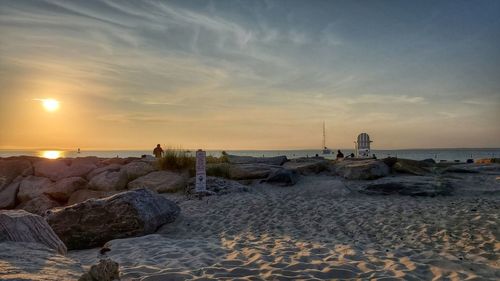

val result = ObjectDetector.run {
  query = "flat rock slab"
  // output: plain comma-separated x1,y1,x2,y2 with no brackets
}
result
442,163,500,175
226,154,288,165
334,159,390,180
47,188,181,250
0,209,67,254
357,176,454,197
283,158,331,175
0,242,84,281
262,169,300,186
186,176,249,196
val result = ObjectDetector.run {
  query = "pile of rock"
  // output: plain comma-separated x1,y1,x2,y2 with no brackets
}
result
0,156,187,215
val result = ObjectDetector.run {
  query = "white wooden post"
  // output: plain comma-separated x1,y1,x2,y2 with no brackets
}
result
195,149,206,194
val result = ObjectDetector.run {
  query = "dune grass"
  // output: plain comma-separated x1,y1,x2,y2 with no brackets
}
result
159,148,229,177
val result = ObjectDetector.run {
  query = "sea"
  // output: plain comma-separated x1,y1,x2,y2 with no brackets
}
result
0,148,499,162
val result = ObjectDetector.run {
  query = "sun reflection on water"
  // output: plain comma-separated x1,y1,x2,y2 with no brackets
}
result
39,150,64,159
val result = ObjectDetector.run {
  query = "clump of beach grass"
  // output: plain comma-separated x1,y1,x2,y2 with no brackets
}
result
159,148,230,177
159,148,195,171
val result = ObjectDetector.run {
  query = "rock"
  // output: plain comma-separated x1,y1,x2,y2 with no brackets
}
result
18,194,60,216
360,176,453,197
0,210,67,254
123,161,155,180
226,154,288,165
227,163,281,180
44,177,88,201
282,157,331,175
0,181,20,209
127,170,187,193
186,176,249,196
442,163,500,174
0,158,33,189
17,175,53,203
422,158,436,164
86,164,122,180
88,169,128,191
0,242,83,280
67,189,119,205
262,169,299,186
101,157,129,165
34,158,97,181
334,159,390,180
46,188,181,250
79,259,120,281
391,159,432,176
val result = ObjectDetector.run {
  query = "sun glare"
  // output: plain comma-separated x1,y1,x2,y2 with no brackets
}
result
40,150,63,159
42,99,60,112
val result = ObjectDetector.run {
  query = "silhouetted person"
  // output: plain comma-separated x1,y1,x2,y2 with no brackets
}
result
153,144,164,158
350,153,355,158
336,150,344,160
372,154,377,159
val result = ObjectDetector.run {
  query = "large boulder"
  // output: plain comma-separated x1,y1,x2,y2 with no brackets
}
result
88,169,128,191
127,171,187,193
0,158,33,189
46,188,181,250
0,210,67,254
79,259,120,281
334,159,390,180
123,161,155,180
17,175,53,203
0,242,84,280
18,194,60,216
360,176,454,197
283,157,331,175
44,177,88,201
34,158,97,181
67,189,119,205
262,169,299,186
0,181,20,209
226,154,288,165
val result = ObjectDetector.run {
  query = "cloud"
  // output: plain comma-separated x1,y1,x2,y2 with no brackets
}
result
97,113,170,123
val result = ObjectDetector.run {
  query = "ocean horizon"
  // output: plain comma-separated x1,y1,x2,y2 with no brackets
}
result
1,148,499,162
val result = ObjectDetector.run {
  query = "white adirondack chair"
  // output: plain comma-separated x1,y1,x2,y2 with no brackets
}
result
356,133,372,158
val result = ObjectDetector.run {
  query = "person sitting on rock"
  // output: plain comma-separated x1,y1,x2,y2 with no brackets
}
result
153,144,164,158
336,150,344,160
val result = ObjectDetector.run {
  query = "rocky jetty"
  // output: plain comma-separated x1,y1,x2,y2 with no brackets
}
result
46,188,180,250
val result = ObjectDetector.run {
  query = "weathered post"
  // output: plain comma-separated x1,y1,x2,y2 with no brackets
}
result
195,149,207,199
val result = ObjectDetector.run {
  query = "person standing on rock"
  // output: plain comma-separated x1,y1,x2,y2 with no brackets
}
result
153,144,164,158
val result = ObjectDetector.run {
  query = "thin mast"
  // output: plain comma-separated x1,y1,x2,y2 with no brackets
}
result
323,121,326,148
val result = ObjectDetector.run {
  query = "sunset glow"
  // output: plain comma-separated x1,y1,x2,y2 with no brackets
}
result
40,150,63,159
41,99,60,112
0,1,499,150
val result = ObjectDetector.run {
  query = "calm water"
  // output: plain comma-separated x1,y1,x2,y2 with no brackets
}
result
0,148,498,162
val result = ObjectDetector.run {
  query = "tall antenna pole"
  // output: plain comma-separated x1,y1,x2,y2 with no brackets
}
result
323,121,326,148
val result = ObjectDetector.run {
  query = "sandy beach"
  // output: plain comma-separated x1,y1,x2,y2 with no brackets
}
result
69,175,500,280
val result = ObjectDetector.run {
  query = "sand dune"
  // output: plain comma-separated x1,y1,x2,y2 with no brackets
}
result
70,175,500,280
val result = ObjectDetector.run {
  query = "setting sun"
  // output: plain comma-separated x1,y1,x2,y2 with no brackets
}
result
41,99,60,112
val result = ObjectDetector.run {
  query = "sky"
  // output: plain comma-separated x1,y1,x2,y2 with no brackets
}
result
0,0,499,150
